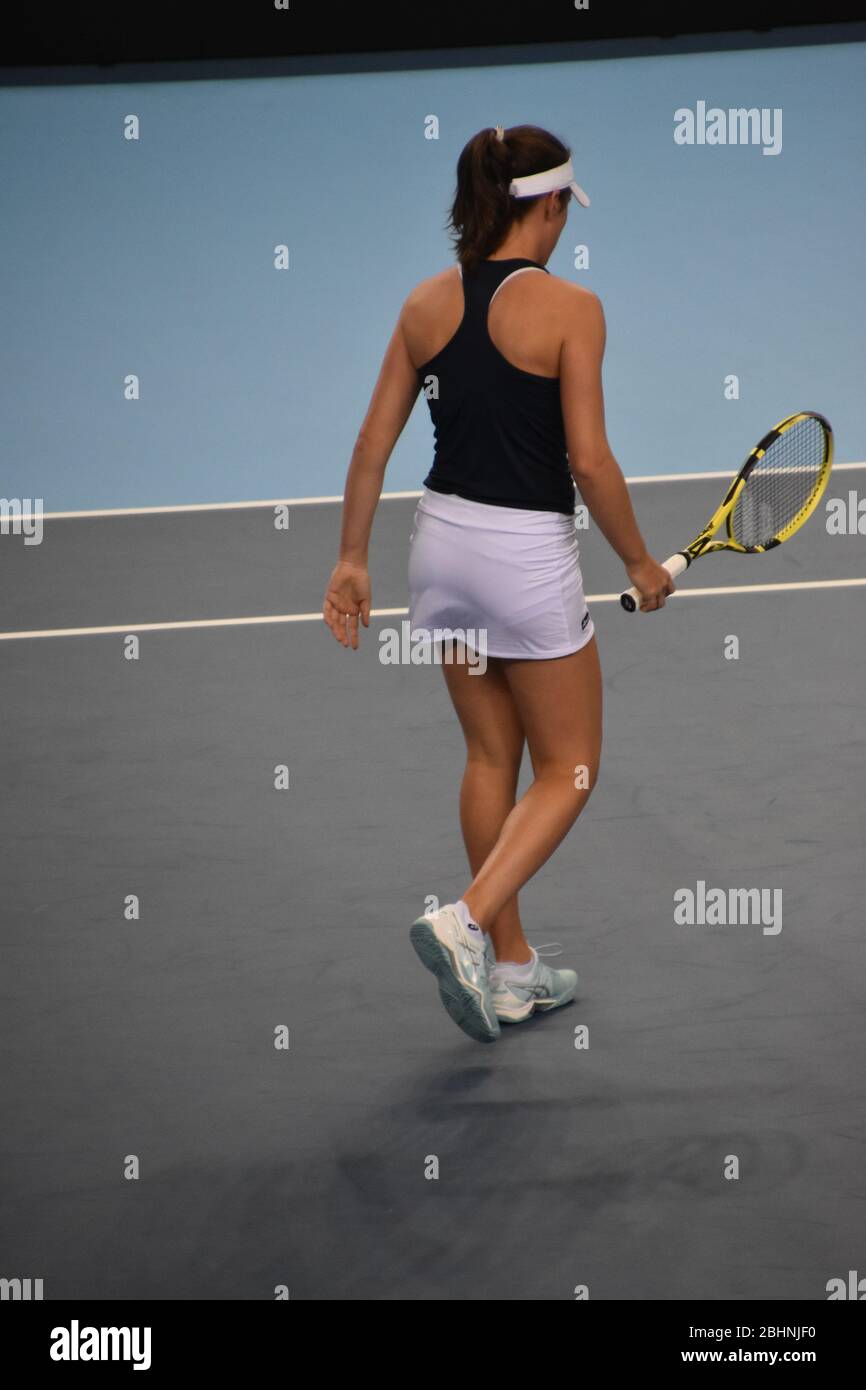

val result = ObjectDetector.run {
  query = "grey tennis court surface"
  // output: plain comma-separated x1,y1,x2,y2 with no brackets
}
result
2,475,865,1301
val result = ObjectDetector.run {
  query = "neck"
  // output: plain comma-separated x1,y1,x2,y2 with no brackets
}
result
486,230,551,265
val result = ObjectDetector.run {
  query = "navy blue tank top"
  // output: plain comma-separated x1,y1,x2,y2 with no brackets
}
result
417,258,575,515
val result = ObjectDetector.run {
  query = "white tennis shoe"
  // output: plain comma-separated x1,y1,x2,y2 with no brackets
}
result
489,944,578,1023
410,903,500,1043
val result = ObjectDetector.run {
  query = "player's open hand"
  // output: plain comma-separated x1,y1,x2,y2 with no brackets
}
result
323,561,371,649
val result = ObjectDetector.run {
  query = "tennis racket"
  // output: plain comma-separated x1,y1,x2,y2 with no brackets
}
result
620,411,834,612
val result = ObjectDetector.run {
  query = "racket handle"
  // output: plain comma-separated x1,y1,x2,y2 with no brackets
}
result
620,552,690,613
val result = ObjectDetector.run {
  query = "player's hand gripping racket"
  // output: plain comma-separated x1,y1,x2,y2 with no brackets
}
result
620,411,833,612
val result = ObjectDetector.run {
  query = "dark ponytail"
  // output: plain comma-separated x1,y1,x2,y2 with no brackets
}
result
447,124,571,274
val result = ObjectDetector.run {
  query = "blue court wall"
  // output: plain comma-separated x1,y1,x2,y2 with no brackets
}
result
1,39,864,509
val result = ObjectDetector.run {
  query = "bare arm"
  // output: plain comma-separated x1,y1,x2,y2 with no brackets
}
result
559,289,673,611
339,311,421,563
323,303,421,647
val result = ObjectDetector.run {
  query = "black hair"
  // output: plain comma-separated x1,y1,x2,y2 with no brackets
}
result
447,124,571,273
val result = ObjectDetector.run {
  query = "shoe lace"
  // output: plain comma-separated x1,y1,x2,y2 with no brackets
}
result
484,940,563,983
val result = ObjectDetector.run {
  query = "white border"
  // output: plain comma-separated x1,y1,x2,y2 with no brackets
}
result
17,462,866,522
2,579,865,643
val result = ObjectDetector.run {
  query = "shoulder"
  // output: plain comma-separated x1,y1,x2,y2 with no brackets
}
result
545,277,605,348
399,268,459,327
402,266,460,313
398,268,461,357
544,274,603,315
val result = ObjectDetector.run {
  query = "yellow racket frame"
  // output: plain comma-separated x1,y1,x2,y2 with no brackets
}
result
620,411,834,612
682,410,834,563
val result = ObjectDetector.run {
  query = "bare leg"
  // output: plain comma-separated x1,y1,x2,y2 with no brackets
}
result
440,651,532,963
461,636,603,929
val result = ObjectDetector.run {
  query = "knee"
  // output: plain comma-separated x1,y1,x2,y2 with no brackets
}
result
465,738,524,779
535,751,601,800
574,750,601,795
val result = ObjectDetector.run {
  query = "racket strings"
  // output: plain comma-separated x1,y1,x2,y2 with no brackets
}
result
731,416,827,548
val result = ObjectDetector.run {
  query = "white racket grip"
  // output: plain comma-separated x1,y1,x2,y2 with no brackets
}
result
620,551,689,613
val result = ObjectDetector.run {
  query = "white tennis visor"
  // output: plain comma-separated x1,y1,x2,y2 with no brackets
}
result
508,158,590,208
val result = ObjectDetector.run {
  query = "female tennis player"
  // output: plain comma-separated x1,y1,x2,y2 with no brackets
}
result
323,124,673,1042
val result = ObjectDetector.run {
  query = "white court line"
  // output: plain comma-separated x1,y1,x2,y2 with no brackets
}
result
19,461,866,521
2,579,864,643
31,491,422,520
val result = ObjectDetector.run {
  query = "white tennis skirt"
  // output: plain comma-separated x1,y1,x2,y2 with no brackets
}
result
407,487,595,661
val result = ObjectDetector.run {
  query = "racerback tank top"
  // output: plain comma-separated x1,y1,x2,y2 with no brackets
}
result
417,258,575,516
